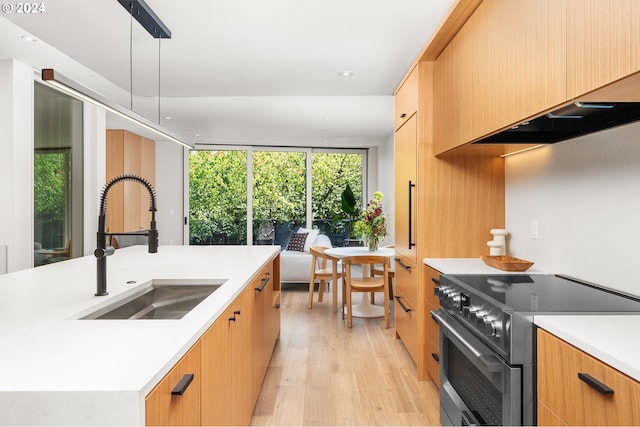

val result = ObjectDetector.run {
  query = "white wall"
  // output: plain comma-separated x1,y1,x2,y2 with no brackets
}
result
154,140,186,245
377,133,395,246
506,121,640,296
0,59,34,272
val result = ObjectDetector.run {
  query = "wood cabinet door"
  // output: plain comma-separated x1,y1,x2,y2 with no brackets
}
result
434,0,566,153
394,66,418,131
538,329,640,426
232,286,256,425
394,256,418,363
567,0,640,99
201,309,234,426
394,114,418,263
145,341,201,426
105,129,155,233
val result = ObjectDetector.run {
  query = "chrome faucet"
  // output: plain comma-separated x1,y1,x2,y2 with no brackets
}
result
94,174,158,296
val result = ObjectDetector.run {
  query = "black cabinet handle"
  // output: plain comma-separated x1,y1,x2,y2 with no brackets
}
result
431,353,440,362
229,310,241,322
431,277,440,285
274,303,280,309
171,373,194,396
394,258,411,271
394,296,412,313
400,113,407,118
578,373,614,395
408,181,416,249
255,272,270,292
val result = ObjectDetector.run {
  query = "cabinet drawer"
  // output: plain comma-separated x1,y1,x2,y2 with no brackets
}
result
146,341,201,426
394,297,418,363
425,333,440,386
538,329,640,426
394,257,417,309
394,66,418,130
424,265,441,309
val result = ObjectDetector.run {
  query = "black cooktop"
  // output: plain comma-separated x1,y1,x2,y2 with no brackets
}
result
442,274,640,314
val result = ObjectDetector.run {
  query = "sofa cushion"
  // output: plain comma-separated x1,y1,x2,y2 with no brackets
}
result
286,232,308,252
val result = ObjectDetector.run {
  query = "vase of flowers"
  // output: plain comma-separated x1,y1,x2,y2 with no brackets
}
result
354,191,388,251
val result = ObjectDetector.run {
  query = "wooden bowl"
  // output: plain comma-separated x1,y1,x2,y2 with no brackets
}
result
481,255,534,272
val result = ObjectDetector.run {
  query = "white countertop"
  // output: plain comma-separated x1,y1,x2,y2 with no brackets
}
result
0,245,279,426
424,257,548,274
424,258,640,383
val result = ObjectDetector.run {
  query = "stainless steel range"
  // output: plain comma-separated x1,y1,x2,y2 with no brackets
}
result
431,273,640,426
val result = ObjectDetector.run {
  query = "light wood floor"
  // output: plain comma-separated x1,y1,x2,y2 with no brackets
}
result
251,284,441,426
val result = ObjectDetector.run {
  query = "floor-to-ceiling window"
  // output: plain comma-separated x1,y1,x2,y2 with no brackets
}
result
189,149,248,245
311,151,363,246
33,82,83,266
252,150,307,245
189,147,365,247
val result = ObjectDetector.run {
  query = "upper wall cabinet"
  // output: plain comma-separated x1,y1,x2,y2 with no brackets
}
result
566,0,640,99
394,66,419,131
434,0,567,154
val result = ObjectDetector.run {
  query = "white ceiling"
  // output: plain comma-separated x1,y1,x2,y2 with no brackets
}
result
0,0,454,148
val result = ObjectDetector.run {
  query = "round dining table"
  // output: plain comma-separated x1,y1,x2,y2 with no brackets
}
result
324,246,395,318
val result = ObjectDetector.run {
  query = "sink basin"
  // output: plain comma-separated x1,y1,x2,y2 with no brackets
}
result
81,280,226,320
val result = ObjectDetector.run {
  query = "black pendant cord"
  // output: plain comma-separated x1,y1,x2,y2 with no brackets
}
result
129,3,134,111
158,38,161,124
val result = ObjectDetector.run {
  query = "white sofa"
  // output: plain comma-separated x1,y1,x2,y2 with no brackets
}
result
280,232,332,283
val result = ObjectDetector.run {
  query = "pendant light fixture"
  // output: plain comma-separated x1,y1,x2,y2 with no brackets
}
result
41,0,193,149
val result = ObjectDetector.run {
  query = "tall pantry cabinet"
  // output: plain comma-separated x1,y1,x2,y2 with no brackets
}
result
105,129,156,234
393,60,505,382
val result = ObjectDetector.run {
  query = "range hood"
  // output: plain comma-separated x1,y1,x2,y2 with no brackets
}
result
474,102,640,144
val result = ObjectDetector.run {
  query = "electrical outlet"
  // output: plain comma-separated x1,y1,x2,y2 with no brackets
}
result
530,220,539,239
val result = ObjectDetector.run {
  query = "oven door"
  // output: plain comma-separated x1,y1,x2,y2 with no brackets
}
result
432,310,522,426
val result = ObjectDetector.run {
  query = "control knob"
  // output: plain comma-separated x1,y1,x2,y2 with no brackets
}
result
482,316,502,337
463,305,480,319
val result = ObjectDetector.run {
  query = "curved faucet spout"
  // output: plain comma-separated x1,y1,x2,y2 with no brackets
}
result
95,174,158,296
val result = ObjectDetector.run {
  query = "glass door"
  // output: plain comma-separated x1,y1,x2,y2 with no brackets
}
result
33,82,83,266
252,150,306,246
188,150,248,245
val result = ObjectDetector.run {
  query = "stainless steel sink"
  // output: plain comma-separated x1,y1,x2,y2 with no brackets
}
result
81,280,226,320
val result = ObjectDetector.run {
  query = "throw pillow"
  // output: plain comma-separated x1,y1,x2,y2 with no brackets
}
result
286,232,308,252
297,227,320,252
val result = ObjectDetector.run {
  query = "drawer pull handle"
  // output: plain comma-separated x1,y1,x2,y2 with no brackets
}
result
408,181,416,249
394,258,411,271
578,373,614,395
400,113,407,118
171,374,194,396
274,303,280,309
431,353,439,362
431,277,440,285
255,272,270,292
394,296,412,313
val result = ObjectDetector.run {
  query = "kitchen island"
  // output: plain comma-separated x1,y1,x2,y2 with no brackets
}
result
0,245,280,426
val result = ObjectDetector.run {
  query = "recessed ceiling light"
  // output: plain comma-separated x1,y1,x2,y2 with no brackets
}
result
164,116,172,120
21,35,38,42
338,70,354,77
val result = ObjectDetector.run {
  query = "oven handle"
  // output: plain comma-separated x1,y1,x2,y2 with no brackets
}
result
432,310,504,373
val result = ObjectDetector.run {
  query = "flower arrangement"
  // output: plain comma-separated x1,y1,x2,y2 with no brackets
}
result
354,191,388,251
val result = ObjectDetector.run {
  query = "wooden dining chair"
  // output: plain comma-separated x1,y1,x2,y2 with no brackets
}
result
342,255,390,328
371,244,395,301
309,245,343,312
